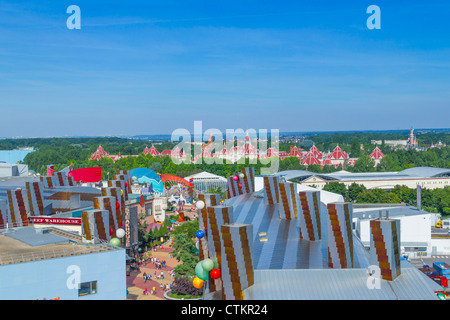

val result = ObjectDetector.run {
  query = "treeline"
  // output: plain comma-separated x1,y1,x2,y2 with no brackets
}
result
9,133,448,179
22,145,450,180
278,147,450,173
302,131,450,151
322,182,450,215
24,150,277,180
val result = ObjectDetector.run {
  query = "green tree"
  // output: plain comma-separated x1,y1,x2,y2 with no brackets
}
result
171,233,198,278
351,155,375,173
350,139,361,158
323,182,348,200
347,183,366,202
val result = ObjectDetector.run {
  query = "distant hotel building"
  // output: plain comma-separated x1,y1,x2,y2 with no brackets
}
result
89,134,385,169
276,167,450,191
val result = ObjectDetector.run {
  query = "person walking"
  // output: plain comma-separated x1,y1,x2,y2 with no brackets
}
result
143,272,147,283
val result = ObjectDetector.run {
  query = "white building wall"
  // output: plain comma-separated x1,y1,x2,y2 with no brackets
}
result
430,239,450,255
358,214,432,255
303,177,450,190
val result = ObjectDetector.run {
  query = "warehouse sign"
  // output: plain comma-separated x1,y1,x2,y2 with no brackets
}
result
29,216,81,226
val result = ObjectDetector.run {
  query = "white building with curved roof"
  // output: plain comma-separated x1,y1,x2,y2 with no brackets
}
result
276,167,450,190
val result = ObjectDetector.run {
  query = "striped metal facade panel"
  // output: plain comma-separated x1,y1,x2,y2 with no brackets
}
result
297,190,321,241
327,202,354,269
7,188,30,228
220,223,254,300
81,209,110,242
0,199,9,229
241,167,255,194
197,193,221,260
108,179,128,201
277,182,298,220
369,219,401,281
25,181,45,216
101,187,123,228
41,172,73,188
227,174,243,199
116,170,132,194
94,196,119,238
206,205,234,293
263,176,280,205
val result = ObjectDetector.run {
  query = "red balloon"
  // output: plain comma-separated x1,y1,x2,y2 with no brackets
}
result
210,269,221,280
116,201,120,210
238,183,242,188
125,182,128,188
109,227,113,236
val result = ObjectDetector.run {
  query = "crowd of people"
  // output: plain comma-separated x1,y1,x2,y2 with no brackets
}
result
136,243,177,298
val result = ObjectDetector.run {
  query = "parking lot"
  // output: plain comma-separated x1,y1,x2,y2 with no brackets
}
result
409,255,450,269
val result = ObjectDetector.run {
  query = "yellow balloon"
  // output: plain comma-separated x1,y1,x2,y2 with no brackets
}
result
192,277,204,289
121,189,124,196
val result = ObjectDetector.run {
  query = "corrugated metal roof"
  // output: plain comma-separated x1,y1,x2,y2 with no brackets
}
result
399,167,450,178
223,193,368,270
353,206,432,220
220,188,441,300
244,262,441,300
277,167,450,182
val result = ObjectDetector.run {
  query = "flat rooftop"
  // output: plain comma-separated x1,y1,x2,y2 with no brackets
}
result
0,227,118,266
277,167,450,183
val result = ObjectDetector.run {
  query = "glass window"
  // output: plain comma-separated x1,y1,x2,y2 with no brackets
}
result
78,281,98,297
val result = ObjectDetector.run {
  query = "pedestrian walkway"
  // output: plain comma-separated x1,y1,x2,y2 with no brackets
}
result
126,240,180,300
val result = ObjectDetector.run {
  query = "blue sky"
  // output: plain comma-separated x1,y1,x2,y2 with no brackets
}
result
0,1,449,137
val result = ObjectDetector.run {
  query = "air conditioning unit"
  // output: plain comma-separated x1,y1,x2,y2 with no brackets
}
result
35,228,50,235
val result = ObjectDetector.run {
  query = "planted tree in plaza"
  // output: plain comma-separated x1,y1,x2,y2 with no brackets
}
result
171,233,197,278
170,220,199,278
171,277,203,297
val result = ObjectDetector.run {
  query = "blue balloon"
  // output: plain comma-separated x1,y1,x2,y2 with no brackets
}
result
196,230,205,239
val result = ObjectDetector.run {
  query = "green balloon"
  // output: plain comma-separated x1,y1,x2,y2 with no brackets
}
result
110,238,120,246
202,258,214,272
195,261,209,280
213,259,220,270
